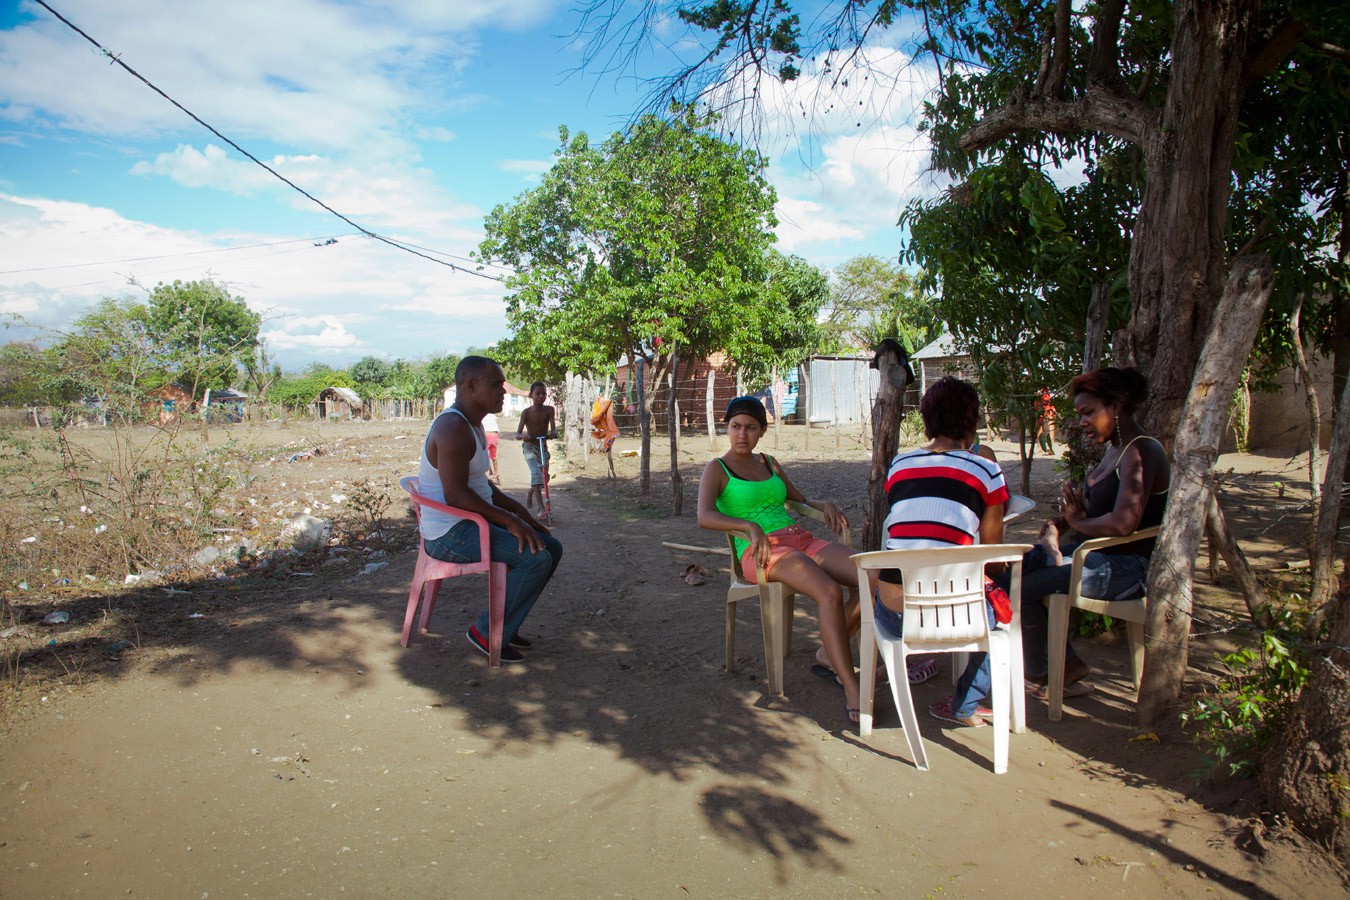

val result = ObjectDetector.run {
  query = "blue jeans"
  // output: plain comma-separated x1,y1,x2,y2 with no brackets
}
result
424,519,563,641
873,598,994,719
1002,543,1149,679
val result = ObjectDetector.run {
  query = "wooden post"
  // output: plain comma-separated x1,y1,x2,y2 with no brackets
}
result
771,365,780,449
705,368,716,451
832,364,841,449
858,362,871,450
637,357,650,495
800,364,811,450
864,346,906,551
668,345,683,516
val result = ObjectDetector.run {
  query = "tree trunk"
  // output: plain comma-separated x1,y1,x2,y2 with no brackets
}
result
1084,282,1109,373
1308,371,1350,623
637,356,651,495
668,344,683,516
1290,295,1324,547
864,347,907,551
1205,487,1272,629
1117,0,1260,441
1261,545,1350,867
1137,255,1273,726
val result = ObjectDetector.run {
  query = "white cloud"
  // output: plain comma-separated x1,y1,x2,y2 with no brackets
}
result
261,315,362,352
0,193,507,368
416,126,456,142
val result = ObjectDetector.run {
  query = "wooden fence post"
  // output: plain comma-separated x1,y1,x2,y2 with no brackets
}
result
705,368,716,451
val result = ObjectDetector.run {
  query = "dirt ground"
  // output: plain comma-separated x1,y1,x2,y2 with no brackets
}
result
1,418,1345,898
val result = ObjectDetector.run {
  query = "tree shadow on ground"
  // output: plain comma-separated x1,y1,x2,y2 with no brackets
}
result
2,453,1312,879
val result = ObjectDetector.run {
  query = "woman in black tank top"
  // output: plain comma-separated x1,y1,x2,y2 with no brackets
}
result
1002,367,1171,697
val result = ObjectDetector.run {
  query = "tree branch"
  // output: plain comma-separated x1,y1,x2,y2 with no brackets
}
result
1305,36,1350,63
1045,0,1073,96
958,87,1154,153
1086,0,1126,87
1244,18,1310,85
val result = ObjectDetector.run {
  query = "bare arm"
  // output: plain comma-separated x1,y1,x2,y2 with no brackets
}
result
427,415,543,551
546,406,558,440
769,457,849,537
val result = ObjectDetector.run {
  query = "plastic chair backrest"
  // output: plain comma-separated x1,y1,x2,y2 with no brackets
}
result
853,545,1030,645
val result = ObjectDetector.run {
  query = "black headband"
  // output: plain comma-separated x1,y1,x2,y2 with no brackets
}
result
724,395,767,427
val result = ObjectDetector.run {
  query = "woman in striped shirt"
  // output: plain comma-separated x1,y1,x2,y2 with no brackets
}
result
877,377,1009,727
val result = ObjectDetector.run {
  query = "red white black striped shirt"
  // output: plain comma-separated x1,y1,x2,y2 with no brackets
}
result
883,448,1009,549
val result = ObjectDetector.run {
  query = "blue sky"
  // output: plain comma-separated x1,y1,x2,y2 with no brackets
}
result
0,0,943,370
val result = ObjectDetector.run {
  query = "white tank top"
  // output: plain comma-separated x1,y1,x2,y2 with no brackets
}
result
418,407,494,541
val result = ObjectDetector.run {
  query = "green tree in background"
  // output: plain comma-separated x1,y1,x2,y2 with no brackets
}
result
145,278,261,396
480,110,796,509
349,356,392,389
826,255,940,355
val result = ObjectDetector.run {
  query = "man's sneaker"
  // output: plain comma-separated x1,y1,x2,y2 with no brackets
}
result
466,626,524,663
508,634,533,650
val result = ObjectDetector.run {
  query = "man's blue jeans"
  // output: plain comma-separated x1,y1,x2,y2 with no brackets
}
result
424,520,563,642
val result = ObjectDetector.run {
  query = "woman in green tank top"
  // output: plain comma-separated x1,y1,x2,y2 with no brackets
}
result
697,396,863,724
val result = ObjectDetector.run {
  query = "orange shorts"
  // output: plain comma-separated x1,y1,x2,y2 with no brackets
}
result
739,524,833,584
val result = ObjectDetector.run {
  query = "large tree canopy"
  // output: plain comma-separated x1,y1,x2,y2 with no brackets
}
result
146,278,262,393
479,109,821,500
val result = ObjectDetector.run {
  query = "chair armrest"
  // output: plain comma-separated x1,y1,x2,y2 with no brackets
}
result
786,500,853,546
401,476,494,564
1065,526,1160,602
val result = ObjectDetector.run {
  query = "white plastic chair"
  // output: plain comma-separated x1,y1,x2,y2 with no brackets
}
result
1045,527,1159,720
852,544,1032,774
721,500,852,695
1004,494,1036,523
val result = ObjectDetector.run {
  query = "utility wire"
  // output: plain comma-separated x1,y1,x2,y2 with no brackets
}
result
33,0,502,283
0,234,353,275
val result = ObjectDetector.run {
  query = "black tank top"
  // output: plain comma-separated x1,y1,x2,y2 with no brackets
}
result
1083,436,1167,555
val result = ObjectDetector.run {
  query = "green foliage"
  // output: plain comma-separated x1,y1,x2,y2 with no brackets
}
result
901,157,1096,424
827,255,940,354
480,110,792,383
145,278,261,392
1181,609,1314,780
350,356,392,387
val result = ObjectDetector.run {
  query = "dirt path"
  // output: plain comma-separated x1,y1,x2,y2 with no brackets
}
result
0,422,1343,897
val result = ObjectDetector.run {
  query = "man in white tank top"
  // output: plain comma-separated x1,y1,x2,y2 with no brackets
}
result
420,356,563,663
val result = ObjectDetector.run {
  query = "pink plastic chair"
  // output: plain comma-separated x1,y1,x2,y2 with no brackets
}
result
399,476,507,666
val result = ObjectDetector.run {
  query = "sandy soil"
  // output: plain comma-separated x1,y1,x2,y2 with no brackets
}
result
0,419,1344,898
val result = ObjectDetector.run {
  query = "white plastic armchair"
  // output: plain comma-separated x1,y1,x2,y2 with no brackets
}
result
1045,526,1159,721
721,500,852,696
852,544,1032,774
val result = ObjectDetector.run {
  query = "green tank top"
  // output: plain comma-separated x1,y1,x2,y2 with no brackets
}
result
715,455,794,558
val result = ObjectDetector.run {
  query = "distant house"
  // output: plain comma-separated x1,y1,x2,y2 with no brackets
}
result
912,332,976,395
203,388,248,423
145,383,195,425
316,386,362,420
441,381,532,417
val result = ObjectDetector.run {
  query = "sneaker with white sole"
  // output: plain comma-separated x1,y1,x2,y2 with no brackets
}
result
466,626,524,663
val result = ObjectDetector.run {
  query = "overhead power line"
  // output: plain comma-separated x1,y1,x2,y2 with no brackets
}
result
33,0,503,282
0,233,354,275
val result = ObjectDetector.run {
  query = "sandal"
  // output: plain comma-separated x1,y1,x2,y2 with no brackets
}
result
845,706,860,726
907,657,940,684
929,697,986,728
